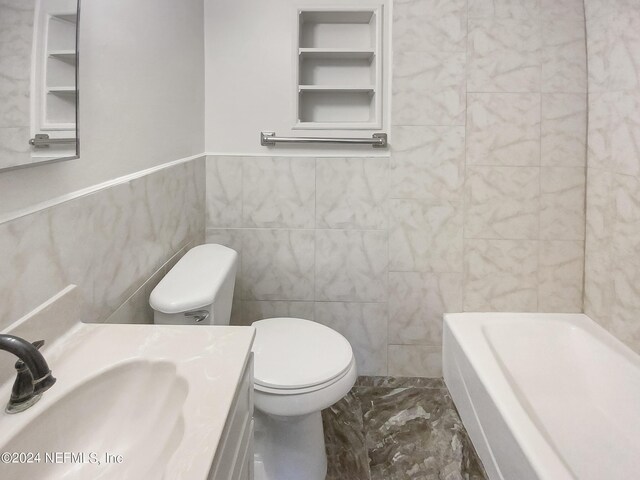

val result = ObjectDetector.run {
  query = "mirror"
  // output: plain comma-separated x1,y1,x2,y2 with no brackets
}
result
0,0,79,171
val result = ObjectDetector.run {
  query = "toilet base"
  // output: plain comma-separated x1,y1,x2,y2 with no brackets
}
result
253,408,327,480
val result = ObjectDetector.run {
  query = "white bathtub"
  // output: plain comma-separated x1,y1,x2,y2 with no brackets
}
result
443,313,640,480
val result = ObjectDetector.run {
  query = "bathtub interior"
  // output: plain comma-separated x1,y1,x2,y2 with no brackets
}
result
483,318,640,480
444,313,640,480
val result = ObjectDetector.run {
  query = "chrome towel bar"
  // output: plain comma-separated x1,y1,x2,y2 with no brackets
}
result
29,134,76,148
260,131,387,148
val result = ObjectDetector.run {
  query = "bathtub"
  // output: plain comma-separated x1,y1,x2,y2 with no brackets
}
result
443,313,640,480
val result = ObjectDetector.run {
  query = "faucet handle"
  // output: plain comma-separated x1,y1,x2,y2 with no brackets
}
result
14,340,45,370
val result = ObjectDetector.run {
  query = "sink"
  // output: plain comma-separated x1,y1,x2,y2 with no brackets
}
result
0,316,255,480
1,361,187,479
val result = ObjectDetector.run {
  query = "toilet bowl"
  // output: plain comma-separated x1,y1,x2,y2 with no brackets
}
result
149,245,357,480
251,318,357,480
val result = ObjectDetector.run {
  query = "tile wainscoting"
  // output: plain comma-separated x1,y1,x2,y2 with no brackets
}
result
0,157,206,330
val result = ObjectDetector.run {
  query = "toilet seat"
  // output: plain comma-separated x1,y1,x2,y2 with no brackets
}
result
251,318,354,394
254,356,357,418
254,357,355,395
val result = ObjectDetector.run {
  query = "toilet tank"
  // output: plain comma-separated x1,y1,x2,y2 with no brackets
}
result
149,244,238,325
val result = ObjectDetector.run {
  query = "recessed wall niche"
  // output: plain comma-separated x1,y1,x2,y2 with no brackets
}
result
295,8,382,129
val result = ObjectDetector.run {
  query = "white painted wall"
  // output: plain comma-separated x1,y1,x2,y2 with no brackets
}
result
0,0,205,217
204,0,391,156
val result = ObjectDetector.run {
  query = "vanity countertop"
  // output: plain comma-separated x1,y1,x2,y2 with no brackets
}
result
0,291,255,480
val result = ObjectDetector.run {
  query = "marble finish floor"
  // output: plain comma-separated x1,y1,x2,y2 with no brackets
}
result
322,377,487,480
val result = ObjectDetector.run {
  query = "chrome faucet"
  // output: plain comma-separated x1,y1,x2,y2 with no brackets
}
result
0,335,56,413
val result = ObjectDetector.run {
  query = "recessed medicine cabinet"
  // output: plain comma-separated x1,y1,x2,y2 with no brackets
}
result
32,1,79,161
0,0,79,171
295,8,382,130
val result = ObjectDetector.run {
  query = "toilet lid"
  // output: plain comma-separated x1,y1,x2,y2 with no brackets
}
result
251,318,354,390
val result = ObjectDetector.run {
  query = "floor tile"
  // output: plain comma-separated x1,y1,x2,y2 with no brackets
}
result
323,377,487,480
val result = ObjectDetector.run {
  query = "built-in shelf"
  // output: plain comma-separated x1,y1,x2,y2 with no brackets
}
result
39,10,77,130
295,8,382,130
47,86,76,94
49,50,76,59
299,85,374,93
52,13,77,23
299,11,375,49
298,48,375,60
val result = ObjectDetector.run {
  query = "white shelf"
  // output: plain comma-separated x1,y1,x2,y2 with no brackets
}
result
52,13,77,23
299,85,374,93
296,121,378,129
299,10,375,49
47,86,76,94
40,122,75,130
299,48,374,60
49,50,76,59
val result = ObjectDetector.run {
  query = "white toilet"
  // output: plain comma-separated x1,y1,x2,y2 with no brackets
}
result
149,244,357,480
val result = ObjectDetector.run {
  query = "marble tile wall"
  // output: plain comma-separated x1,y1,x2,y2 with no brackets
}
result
0,158,206,330
584,0,640,353
0,0,35,168
206,0,589,377
205,156,390,376
463,0,587,317
391,0,587,374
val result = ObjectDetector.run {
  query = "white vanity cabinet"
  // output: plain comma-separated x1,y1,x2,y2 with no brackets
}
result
209,354,254,480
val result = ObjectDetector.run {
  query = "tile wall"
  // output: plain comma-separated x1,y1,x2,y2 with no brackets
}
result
0,158,206,330
0,0,35,168
206,0,588,377
584,0,640,352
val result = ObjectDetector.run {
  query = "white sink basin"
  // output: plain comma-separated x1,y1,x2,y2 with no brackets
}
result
4,361,187,479
0,321,255,480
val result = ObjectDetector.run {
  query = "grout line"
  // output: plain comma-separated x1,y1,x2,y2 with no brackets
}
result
580,0,590,314
313,157,318,308
463,0,470,313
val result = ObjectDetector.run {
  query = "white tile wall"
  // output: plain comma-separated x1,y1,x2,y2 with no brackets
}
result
463,239,539,311
540,167,586,240
388,272,462,345
464,166,540,239
314,302,388,377
538,239,584,312
388,345,443,378
389,200,463,273
390,126,465,202
315,229,388,303
393,0,467,53
206,156,389,375
541,93,587,167
392,51,467,126
205,0,588,377
316,157,388,230
0,0,34,168
0,158,206,329
466,93,541,166
242,157,315,228
241,228,315,301
584,0,640,354
467,17,541,92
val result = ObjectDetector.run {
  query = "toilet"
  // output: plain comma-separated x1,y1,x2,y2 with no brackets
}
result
251,317,357,480
149,244,357,480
